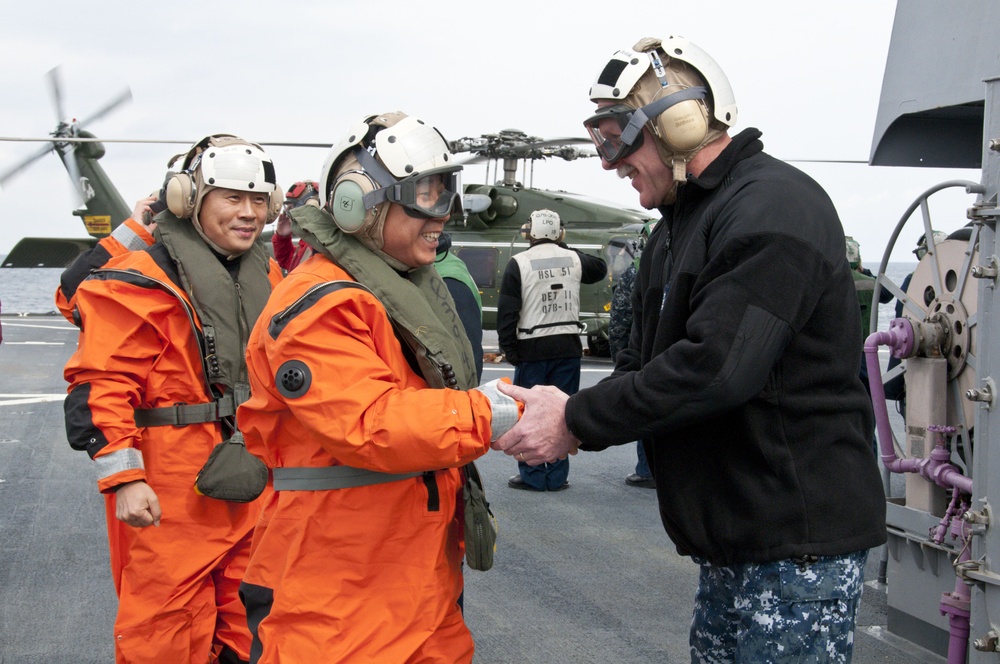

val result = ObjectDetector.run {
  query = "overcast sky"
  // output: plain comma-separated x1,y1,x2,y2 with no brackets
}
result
0,0,983,267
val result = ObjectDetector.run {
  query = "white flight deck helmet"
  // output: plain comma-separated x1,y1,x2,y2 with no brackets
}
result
165,134,282,256
523,209,564,242
584,36,738,200
914,230,948,260
319,112,463,263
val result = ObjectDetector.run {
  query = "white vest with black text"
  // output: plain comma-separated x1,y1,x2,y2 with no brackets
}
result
513,243,584,340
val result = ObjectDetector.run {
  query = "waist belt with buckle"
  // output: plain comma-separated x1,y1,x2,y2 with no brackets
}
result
272,465,422,491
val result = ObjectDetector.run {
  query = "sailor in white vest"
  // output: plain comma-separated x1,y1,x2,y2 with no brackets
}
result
497,209,608,491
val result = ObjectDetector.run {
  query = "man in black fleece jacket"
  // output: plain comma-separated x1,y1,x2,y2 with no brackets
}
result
494,35,886,662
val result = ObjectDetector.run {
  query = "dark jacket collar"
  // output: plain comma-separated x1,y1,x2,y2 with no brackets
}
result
658,128,764,216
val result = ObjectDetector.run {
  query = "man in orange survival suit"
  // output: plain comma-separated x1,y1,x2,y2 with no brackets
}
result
237,112,521,663
63,134,284,664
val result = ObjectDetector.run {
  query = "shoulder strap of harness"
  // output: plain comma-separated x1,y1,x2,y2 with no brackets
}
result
87,267,231,429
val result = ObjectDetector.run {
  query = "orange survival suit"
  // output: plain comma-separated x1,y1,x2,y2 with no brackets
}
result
63,216,282,664
237,235,495,663
55,217,156,325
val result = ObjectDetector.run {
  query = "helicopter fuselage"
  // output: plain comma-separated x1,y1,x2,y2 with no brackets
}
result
446,182,655,354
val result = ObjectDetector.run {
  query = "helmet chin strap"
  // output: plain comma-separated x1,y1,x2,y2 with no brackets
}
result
661,160,687,205
656,123,726,205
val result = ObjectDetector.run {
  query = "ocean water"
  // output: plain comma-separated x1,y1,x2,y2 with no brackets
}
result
0,266,63,315
0,261,920,324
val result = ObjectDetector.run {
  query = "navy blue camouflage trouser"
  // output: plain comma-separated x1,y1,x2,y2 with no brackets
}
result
690,550,868,663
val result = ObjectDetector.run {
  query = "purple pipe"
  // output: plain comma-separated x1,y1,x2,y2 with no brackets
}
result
863,321,974,495
865,321,974,663
939,514,972,664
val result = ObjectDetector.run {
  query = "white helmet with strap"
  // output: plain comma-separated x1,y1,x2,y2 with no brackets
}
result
319,112,463,246
165,134,282,224
584,36,738,193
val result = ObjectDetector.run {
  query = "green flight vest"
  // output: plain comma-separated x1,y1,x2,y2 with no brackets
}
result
434,251,482,319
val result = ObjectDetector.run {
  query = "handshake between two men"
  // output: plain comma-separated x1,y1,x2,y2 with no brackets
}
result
485,380,581,466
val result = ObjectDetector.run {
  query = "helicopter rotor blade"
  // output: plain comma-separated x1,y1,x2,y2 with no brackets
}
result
454,154,489,166
46,66,66,123
0,136,332,148
0,143,56,189
78,88,133,129
528,137,592,148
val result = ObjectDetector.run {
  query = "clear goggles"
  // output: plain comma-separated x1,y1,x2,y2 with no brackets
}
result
376,166,464,220
583,87,707,164
583,104,646,164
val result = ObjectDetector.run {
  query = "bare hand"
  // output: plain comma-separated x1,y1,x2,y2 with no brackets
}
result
275,210,293,236
114,481,161,528
132,195,160,231
492,382,580,465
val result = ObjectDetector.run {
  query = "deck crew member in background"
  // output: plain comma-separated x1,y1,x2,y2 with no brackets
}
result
497,208,607,492
847,236,881,338
608,220,655,489
435,231,484,381
848,235,894,456
271,180,319,272
493,35,886,662
236,111,520,663
62,134,284,664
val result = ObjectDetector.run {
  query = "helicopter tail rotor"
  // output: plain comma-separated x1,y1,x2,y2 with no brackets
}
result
46,66,67,125
0,66,132,199
0,143,56,189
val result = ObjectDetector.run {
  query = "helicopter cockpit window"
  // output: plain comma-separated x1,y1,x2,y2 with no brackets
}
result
453,247,497,289
605,237,638,282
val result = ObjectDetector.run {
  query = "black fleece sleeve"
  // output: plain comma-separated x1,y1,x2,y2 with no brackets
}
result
495,259,522,362
566,231,832,449
576,249,608,285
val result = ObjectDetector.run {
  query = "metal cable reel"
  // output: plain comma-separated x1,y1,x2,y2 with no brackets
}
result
871,179,984,484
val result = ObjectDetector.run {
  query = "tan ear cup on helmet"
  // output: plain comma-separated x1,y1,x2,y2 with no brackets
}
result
165,171,197,219
654,93,710,152
330,171,379,233
629,46,713,154
266,187,284,223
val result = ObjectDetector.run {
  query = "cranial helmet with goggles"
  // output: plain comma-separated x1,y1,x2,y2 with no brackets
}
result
284,180,321,209
320,112,463,254
584,36,737,195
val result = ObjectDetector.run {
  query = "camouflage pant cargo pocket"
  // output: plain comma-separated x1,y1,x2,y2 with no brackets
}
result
690,550,868,664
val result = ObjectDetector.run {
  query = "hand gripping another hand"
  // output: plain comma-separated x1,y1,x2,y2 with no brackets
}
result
491,381,580,466
474,378,524,442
